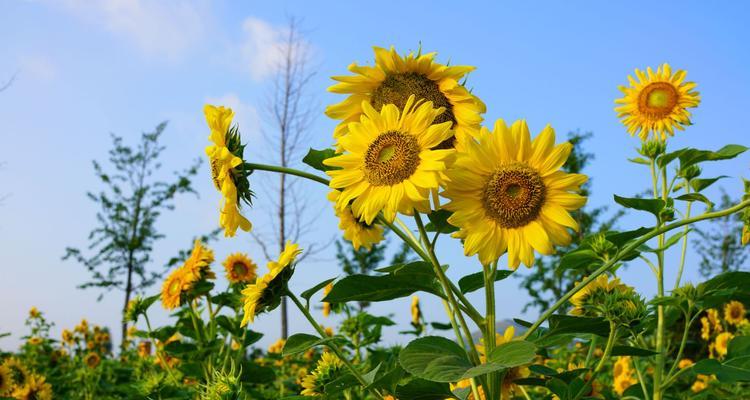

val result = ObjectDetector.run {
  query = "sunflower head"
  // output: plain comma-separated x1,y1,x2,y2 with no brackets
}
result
724,300,746,326
329,190,385,250
204,104,253,237
410,295,422,326
325,95,455,224
11,374,52,400
300,352,344,397
138,341,152,358
322,282,334,317
2,357,29,388
715,332,734,358
0,365,11,395
161,267,188,310
615,63,700,141
569,274,630,317
326,46,485,149
267,339,286,354
84,353,101,369
443,119,588,268
223,253,258,284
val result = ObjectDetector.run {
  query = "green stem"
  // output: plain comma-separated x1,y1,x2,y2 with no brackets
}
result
653,165,669,400
584,336,598,367
574,322,617,400
521,198,750,340
673,182,693,290
631,353,651,400
144,314,178,382
483,261,498,399
287,291,384,400
664,311,698,386
246,162,330,185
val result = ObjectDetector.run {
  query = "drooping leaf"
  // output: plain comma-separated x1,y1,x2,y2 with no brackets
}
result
425,209,459,234
675,193,713,209
302,148,339,172
399,336,472,382
614,195,665,217
301,277,336,302
283,333,325,356
690,176,727,192
324,272,443,303
458,270,513,294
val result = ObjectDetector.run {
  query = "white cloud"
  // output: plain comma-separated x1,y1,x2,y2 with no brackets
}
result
238,17,287,81
204,93,260,139
48,0,209,60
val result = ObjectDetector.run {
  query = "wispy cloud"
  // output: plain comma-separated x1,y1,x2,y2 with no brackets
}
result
237,17,289,81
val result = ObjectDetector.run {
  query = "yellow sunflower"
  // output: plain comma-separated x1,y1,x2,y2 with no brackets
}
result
84,352,101,368
11,374,52,400
268,339,285,354
301,352,344,396
223,253,257,284
181,240,215,284
715,332,734,358
569,274,629,316
27,337,42,346
678,358,694,369
707,308,723,332
442,119,587,268
724,300,746,326
691,374,712,393
329,190,385,250
0,365,11,394
700,317,711,341
322,282,333,317
240,242,302,326
204,104,253,237
325,95,454,224
410,295,421,326
615,63,700,141
326,46,485,149
138,341,152,358
2,357,28,387
28,307,40,318
161,267,188,310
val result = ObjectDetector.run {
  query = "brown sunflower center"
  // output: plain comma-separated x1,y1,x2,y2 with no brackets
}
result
482,164,546,228
232,262,248,277
363,131,421,186
730,306,742,319
638,82,679,117
209,159,222,190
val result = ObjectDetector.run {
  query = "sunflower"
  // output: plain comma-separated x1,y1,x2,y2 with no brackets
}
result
27,337,42,346
138,341,152,358
322,282,333,317
450,379,484,400
410,295,421,326
2,357,28,387
223,253,257,284
443,120,587,268
612,357,637,395
84,353,101,368
28,307,40,318
11,374,52,400
329,190,385,250
268,339,285,354
181,240,216,284
691,374,712,393
569,274,629,316
327,46,485,148
204,104,253,237
678,358,694,369
0,365,11,395
715,332,734,358
707,308,723,333
325,95,454,224
724,300,746,326
301,352,344,396
161,267,188,310
240,242,302,326
61,329,74,345
615,63,700,141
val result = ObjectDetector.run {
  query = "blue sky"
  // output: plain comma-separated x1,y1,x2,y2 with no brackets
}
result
1,0,749,351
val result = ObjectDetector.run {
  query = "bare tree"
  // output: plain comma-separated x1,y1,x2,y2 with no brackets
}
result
251,17,326,339
0,72,16,93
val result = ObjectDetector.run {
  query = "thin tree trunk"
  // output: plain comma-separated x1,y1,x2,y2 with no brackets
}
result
122,256,134,350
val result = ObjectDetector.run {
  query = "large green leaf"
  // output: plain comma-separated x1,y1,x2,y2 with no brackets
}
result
690,176,727,192
425,209,458,234
458,270,513,294
396,379,455,400
693,359,750,383
302,148,339,172
399,336,472,382
324,272,443,302
614,195,665,217
557,249,601,271
678,144,748,169
488,340,537,367
282,333,325,356
301,278,336,302
544,315,610,338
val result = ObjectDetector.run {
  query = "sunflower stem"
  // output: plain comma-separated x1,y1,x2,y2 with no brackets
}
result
483,261,499,399
673,179,693,290
521,198,750,340
653,163,669,400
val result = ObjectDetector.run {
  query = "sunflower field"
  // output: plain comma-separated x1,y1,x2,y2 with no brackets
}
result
2,44,750,400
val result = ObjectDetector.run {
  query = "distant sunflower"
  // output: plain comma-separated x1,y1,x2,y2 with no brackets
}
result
325,95,454,224
410,295,421,326
61,329,74,345
138,341,152,358
328,190,384,250
724,300,746,326
322,282,333,317
182,240,216,285
570,275,629,316
161,267,188,310
204,104,253,237
84,353,101,369
0,365,11,394
268,339,285,354
240,242,302,326
27,337,42,346
615,63,700,141
301,352,344,396
2,357,28,387
327,46,485,149
443,120,587,268
715,332,734,358
223,253,257,284
11,374,52,400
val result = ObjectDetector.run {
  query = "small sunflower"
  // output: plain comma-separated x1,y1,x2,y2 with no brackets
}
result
615,63,700,141
61,329,74,345
28,307,40,318
326,46,485,149
268,339,285,354
301,352,344,396
328,190,385,250
161,267,188,310
715,332,734,358
700,316,711,341
322,282,333,317
240,242,302,326
84,352,101,368
325,95,454,224
473,326,529,398
138,341,152,358
27,337,42,346
11,374,52,400
0,365,11,394
707,308,723,333
223,253,257,284
724,300,746,326
182,240,216,284
410,295,421,326
2,357,29,387
569,274,629,316
678,358,694,369
443,120,587,268
691,374,712,393
612,357,637,395
204,104,253,237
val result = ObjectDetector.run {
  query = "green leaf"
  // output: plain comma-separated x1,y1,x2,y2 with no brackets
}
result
728,336,750,359
141,294,160,311
610,346,658,357
302,148,339,172
628,157,651,165
163,341,198,356
678,144,748,169
215,315,240,337
376,261,434,275
425,209,458,234
675,193,713,208
544,315,610,338
614,195,665,217
488,340,537,367
210,292,241,308
557,249,602,271
690,176,727,192
430,322,453,330
605,227,653,248
396,379,454,400
282,333,325,356
324,273,443,303
150,326,177,342
458,270,513,294
301,278,336,302
399,336,472,382
693,358,750,383
368,365,405,392
243,330,263,347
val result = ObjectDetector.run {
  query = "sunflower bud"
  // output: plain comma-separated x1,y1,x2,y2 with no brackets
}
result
678,164,701,180
639,140,666,159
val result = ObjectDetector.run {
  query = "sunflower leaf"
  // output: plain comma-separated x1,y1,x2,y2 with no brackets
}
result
614,195,665,217
302,148,340,172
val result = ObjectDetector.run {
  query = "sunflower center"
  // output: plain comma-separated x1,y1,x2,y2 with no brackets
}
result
371,72,455,123
731,307,741,319
168,280,181,296
209,159,222,190
482,164,546,228
232,262,248,276
363,131,421,186
638,82,679,117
